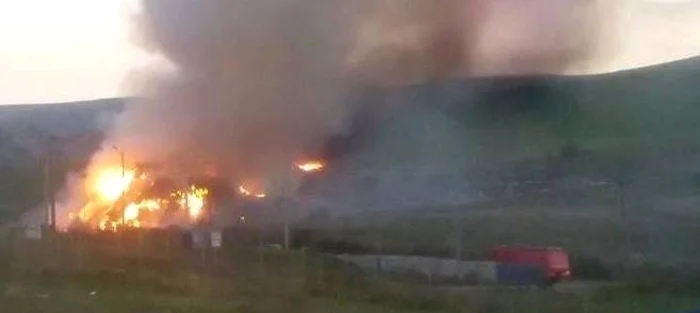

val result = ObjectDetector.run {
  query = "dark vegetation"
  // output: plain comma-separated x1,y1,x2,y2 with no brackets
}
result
0,99,123,220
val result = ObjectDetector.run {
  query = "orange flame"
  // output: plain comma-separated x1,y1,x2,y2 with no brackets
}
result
297,161,325,172
123,199,162,227
239,185,251,196
185,186,208,219
94,168,136,202
124,203,140,221
72,158,335,231
173,186,209,221
239,185,266,199
74,165,212,231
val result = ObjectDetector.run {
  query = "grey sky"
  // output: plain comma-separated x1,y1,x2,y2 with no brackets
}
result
0,0,698,104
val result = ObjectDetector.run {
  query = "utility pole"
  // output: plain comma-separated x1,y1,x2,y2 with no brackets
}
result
282,197,290,251
618,181,633,262
273,196,290,251
113,146,126,225
454,216,463,262
121,150,125,182
44,137,57,232
452,216,464,280
121,149,125,224
284,215,290,251
43,154,51,227
270,175,291,251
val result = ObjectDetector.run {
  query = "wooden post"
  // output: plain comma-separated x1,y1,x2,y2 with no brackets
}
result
619,182,633,262
165,230,171,255
120,150,126,225
200,244,206,269
284,219,290,251
454,217,463,279
258,237,264,265
137,228,144,272
374,237,383,278
44,154,53,230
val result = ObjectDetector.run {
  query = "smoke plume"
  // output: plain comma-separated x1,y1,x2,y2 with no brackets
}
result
88,0,619,195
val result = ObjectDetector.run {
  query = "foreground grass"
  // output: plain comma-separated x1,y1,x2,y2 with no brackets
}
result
0,266,457,313
448,287,700,313
3,278,700,313
1,230,700,313
0,283,424,313
0,231,460,313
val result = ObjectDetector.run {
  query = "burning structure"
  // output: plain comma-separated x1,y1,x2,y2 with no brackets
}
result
68,165,210,231
65,160,325,231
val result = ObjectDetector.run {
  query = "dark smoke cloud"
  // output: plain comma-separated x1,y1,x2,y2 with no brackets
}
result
347,0,477,85
350,0,618,78
99,0,373,192
89,0,618,195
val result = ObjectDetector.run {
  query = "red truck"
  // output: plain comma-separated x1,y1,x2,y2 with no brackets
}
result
488,246,572,284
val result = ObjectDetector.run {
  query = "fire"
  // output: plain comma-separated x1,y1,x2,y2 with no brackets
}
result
94,168,136,202
72,166,212,231
239,185,266,199
98,219,116,232
173,186,209,220
70,158,328,231
124,203,140,221
183,186,209,219
122,199,162,227
239,185,251,196
297,161,324,172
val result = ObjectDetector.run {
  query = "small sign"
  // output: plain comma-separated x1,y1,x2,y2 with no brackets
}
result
24,225,42,240
191,230,207,249
210,230,222,248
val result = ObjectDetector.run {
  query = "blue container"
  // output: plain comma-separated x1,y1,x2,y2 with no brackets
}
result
496,263,546,286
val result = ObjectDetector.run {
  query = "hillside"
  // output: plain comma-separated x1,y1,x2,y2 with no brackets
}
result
0,98,125,219
444,56,700,159
300,57,700,263
315,57,700,200
1,57,700,225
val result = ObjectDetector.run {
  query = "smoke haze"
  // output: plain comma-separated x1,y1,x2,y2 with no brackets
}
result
96,0,371,192
87,0,621,196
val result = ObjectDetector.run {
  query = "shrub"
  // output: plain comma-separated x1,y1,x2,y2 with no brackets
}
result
569,254,612,280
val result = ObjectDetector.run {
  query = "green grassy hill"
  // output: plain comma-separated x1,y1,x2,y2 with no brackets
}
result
2,57,700,229
440,57,700,160
307,57,700,264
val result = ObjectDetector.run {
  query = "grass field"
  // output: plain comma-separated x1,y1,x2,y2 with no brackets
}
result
1,229,700,313
4,281,700,313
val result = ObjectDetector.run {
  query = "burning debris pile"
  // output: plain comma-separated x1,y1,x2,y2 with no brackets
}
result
68,165,213,231
65,161,325,231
